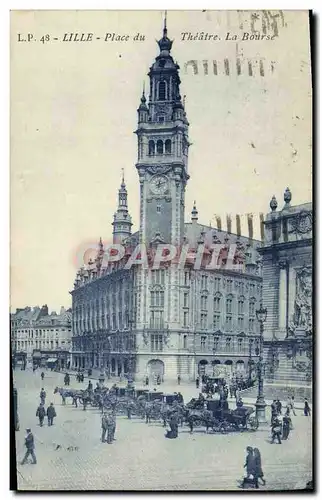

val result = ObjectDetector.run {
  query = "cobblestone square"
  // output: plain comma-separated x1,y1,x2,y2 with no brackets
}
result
14,369,312,491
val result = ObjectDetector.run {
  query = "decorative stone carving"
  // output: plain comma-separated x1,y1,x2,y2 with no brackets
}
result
270,195,278,212
147,165,172,176
290,211,313,235
142,330,149,345
294,266,312,331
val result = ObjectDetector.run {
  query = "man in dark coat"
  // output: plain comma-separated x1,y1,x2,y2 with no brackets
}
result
21,429,37,465
47,403,57,426
64,373,70,386
36,402,46,427
166,412,179,439
304,399,311,416
40,372,45,381
243,447,258,488
177,375,181,385
40,388,46,405
271,417,282,444
196,376,200,389
101,412,108,442
276,399,282,415
88,380,93,392
106,412,115,444
282,414,292,440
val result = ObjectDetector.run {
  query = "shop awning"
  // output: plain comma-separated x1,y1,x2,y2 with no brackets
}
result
46,358,58,363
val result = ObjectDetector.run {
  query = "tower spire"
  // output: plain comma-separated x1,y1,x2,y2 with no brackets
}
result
112,172,132,244
164,10,167,36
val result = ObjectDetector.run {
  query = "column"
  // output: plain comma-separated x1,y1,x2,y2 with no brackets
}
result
278,261,287,337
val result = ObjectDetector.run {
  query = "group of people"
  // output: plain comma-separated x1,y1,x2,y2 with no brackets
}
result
101,411,117,444
21,382,58,465
144,374,162,386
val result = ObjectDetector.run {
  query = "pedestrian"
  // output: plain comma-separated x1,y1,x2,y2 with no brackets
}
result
289,396,296,416
166,412,179,439
40,388,46,405
64,373,70,386
282,413,292,440
47,403,57,426
101,412,108,442
243,447,258,488
196,376,199,389
177,374,181,385
177,392,184,404
111,411,117,440
106,412,114,444
21,429,37,465
40,371,44,381
36,402,46,427
271,400,278,423
271,416,282,444
253,448,266,486
304,398,311,416
88,380,93,392
276,399,282,415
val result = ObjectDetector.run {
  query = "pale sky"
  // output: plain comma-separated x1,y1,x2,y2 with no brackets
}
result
10,10,312,311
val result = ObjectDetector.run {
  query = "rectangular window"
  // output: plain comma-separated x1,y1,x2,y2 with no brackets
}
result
238,338,243,352
150,310,164,329
184,271,190,286
156,205,161,213
249,319,254,332
214,297,221,312
201,295,207,310
226,316,232,332
183,311,189,327
213,336,219,352
238,300,244,315
201,313,207,330
226,337,232,352
249,302,255,316
214,277,221,292
183,292,189,308
183,335,187,349
201,335,207,351
227,279,233,292
238,316,244,329
151,334,163,351
226,299,232,314
213,314,220,330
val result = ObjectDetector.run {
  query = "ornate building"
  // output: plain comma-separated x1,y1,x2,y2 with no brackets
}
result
11,305,72,367
260,189,312,383
71,22,263,382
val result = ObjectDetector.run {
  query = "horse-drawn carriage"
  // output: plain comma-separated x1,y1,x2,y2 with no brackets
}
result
186,398,258,433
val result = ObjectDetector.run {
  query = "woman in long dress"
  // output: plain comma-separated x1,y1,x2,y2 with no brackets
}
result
253,448,266,486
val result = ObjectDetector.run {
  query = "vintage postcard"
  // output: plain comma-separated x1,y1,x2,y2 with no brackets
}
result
10,10,313,491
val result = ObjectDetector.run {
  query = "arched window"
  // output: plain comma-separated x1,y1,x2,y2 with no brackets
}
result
148,140,155,155
165,139,172,154
158,81,166,100
157,140,164,154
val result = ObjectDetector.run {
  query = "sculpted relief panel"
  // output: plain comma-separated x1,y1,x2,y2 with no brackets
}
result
289,265,312,335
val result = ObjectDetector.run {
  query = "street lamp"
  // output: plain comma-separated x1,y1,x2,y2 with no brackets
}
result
255,302,268,425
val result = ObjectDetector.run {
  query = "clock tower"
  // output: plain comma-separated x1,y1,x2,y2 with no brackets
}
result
135,20,190,246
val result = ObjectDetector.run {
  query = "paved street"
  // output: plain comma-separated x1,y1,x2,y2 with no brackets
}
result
13,369,312,491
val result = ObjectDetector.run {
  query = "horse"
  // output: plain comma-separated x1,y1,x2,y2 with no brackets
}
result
53,387,82,406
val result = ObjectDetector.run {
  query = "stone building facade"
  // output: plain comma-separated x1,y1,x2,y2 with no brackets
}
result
259,189,312,383
11,305,72,366
71,22,263,382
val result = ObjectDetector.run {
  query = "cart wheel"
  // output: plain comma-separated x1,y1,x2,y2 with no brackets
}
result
219,421,228,434
248,416,259,431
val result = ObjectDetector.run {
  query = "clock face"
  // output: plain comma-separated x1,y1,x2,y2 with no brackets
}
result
150,175,169,195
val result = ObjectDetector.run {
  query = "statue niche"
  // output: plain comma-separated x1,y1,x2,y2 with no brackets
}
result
293,266,312,335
